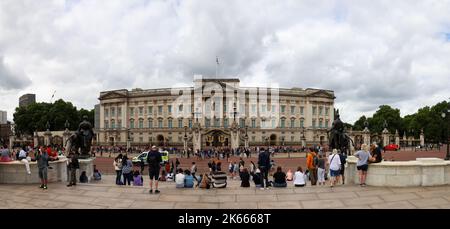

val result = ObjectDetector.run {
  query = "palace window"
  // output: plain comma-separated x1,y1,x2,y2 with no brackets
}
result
158,119,163,128
148,106,153,115
261,119,266,128
205,118,210,128
319,106,323,115
280,118,286,128
312,107,317,115
300,106,304,115
111,120,115,129
158,106,163,115
111,107,115,117
261,105,266,113
290,118,295,128
223,119,228,128
291,106,295,114
129,119,134,129
281,105,286,113
224,104,227,112
319,119,323,128
104,120,109,129
312,119,316,128
117,120,122,129
252,104,256,113
271,119,276,128
168,119,173,128
325,119,329,128
325,107,330,116
240,104,245,114
178,105,183,112
117,107,121,117
240,118,245,128
188,119,192,128
300,119,304,128
178,119,183,128
271,105,276,113
215,118,220,127
251,119,256,128
130,107,134,116
168,105,172,114
138,119,144,128
148,119,153,128
104,108,109,118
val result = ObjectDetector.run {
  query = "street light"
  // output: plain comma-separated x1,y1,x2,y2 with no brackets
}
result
441,105,450,160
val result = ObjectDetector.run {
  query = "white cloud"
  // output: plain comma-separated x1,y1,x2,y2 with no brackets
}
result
0,0,449,123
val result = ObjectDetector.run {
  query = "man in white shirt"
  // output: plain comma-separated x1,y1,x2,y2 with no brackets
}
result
327,149,341,188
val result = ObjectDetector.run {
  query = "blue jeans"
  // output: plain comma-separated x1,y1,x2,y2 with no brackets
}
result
123,173,132,185
115,170,122,184
259,167,269,188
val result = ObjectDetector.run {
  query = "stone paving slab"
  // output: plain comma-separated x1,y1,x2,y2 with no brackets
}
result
2,175,450,209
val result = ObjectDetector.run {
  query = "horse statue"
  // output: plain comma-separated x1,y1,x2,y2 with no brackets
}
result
327,111,355,155
65,115,94,159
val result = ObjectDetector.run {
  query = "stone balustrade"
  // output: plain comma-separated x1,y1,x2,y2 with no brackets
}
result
345,156,450,187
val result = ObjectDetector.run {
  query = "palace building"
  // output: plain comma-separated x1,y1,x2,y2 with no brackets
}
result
96,77,335,151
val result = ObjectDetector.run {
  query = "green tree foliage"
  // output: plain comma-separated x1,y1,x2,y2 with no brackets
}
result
352,101,450,142
13,99,94,135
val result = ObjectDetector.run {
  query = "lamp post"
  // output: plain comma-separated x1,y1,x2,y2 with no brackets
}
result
126,128,131,151
183,125,188,155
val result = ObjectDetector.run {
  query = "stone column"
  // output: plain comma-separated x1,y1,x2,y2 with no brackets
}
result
420,129,425,146
349,135,355,155
244,136,249,148
33,132,39,147
363,127,370,145
44,130,52,146
192,123,201,152
382,128,390,147
9,135,14,149
403,131,407,146
63,129,71,147
230,122,239,150
395,130,400,146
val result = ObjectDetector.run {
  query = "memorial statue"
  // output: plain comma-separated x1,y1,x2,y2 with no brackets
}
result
66,115,94,159
328,110,354,155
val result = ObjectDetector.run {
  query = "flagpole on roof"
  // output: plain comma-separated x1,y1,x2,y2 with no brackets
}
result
50,90,56,103
215,56,219,79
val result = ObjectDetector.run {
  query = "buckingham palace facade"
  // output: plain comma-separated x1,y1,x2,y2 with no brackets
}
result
96,77,335,151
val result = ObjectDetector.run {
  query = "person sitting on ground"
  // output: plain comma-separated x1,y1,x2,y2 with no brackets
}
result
175,168,185,188
293,166,306,187
273,166,287,187
133,170,143,186
199,173,211,189
252,169,262,188
79,171,88,183
184,170,194,188
93,165,102,181
240,168,250,187
286,169,293,181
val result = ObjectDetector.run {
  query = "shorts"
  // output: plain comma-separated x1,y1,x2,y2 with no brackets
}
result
330,169,340,177
357,164,368,171
149,168,160,180
38,167,48,180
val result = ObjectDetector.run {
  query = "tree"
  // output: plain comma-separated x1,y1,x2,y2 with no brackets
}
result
368,105,403,134
13,99,95,135
353,115,367,131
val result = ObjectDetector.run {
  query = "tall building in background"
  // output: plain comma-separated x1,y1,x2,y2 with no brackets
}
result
0,110,6,124
19,94,36,107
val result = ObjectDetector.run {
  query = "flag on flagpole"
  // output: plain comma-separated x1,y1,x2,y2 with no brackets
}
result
216,56,219,65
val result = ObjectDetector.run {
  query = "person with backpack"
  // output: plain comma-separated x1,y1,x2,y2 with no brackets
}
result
327,149,342,188
257,148,271,190
147,145,162,194
338,151,347,185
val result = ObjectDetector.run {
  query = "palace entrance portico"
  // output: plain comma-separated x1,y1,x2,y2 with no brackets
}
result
204,129,230,147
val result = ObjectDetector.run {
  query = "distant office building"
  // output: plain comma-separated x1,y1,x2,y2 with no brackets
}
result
0,122,11,146
19,94,36,107
0,110,6,124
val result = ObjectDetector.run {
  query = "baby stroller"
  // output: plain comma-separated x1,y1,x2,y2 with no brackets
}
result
212,171,227,188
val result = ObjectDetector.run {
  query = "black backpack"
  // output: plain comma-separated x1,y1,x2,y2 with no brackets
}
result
313,155,319,167
147,151,159,166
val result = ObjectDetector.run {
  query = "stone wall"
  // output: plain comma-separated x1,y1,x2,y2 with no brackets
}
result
345,156,450,187
0,158,68,184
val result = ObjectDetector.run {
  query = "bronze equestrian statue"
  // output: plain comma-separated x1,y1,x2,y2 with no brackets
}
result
65,115,94,159
328,110,354,155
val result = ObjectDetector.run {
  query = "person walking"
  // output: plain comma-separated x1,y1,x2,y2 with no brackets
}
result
306,149,318,185
317,153,326,185
147,146,162,194
257,148,271,190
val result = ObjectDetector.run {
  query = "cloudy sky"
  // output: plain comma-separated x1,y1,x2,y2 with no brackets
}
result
1,0,450,123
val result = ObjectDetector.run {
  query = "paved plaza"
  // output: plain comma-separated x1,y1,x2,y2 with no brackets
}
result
2,175,450,209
